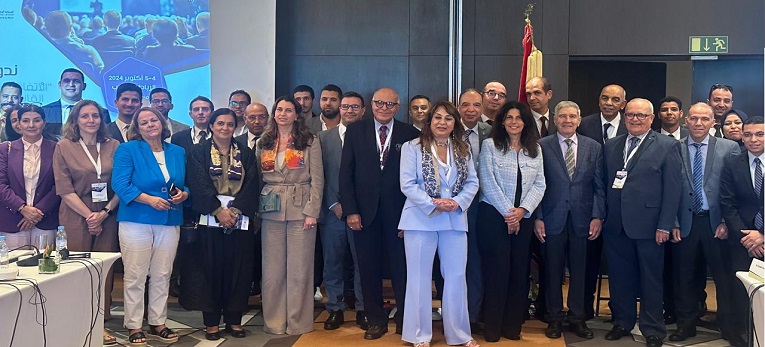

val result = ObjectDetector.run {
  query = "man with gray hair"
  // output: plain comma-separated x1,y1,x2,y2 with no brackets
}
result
535,101,605,339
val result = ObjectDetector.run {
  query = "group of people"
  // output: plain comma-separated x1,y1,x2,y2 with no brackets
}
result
0,66,761,347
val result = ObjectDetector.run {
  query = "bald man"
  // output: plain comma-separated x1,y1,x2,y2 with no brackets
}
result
236,102,268,149
525,76,556,137
480,81,507,124
339,87,420,340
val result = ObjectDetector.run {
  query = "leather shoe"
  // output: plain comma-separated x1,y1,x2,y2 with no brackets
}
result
324,310,344,330
569,321,594,339
205,330,221,341
604,326,630,340
646,335,663,347
722,331,746,347
225,325,246,338
355,311,370,330
545,321,562,338
668,326,696,341
364,325,388,340
469,322,483,335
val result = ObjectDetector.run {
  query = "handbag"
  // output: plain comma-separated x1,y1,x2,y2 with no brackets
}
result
259,187,280,213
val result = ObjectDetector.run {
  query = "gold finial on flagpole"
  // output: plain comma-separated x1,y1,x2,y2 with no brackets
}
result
524,3,535,25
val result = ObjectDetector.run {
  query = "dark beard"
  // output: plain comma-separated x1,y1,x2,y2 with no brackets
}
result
323,109,340,119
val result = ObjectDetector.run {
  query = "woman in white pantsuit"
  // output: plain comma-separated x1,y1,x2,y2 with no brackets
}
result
399,101,479,347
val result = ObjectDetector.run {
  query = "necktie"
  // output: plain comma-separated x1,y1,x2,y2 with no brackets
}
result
755,158,763,230
603,123,612,142
668,134,675,139
691,143,705,213
464,129,473,142
64,104,73,116
540,116,548,137
625,136,640,164
122,125,130,141
564,138,575,179
379,125,389,167
199,130,207,142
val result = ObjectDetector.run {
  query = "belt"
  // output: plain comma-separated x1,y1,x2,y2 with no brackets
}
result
693,210,709,216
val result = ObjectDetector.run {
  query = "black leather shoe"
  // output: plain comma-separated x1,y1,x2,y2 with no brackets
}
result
646,335,663,347
569,321,594,339
355,311,370,330
545,321,562,338
249,282,261,296
364,325,388,340
722,331,746,347
604,326,630,340
225,325,246,338
669,326,696,341
205,330,221,340
324,310,345,330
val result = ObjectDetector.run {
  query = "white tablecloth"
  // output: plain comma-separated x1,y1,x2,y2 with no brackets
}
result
0,252,121,347
736,271,764,347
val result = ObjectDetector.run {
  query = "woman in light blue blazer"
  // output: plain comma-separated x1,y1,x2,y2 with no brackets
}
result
477,100,545,342
112,107,189,346
399,101,479,347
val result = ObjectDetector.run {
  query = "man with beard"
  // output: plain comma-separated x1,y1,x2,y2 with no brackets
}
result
0,81,23,141
149,87,189,136
106,82,142,143
308,84,342,134
480,81,506,124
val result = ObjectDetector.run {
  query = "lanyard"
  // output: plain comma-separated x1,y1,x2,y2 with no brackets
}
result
623,136,640,169
375,123,393,167
79,140,102,181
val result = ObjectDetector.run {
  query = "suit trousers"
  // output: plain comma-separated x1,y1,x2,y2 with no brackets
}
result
542,215,588,322
118,222,179,329
478,202,533,341
353,206,407,327
465,198,483,322
604,229,666,338
261,219,316,335
402,229,472,345
672,214,734,330
320,213,364,311
583,235,605,319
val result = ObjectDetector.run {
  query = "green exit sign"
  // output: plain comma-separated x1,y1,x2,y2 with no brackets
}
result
689,36,728,54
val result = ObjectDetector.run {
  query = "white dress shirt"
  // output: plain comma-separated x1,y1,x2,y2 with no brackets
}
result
624,131,650,167
660,127,681,140
22,137,43,206
191,126,210,145
338,123,347,146
60,99,77,121
748,152,765,191
531,109,551,135
600,113,621,140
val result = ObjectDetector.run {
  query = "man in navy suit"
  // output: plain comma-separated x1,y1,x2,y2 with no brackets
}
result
720,116,764,347
339,87,419,340
106,83,142,143
602,98,682,347
669,103,741,345
535,101,605,339
43,68,111,137
170,96,213,152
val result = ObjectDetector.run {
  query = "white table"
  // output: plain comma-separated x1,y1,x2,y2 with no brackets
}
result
736,271,764,347
0,252,121,347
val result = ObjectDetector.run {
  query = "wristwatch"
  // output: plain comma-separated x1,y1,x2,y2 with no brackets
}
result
17,203,26,212
102,207,113,215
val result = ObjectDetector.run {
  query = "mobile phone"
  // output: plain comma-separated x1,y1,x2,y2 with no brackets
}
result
169,183,180,196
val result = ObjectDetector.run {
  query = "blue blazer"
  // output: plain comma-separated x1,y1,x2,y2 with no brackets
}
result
112,140,186,226
536,134,606,237
398,139,478,232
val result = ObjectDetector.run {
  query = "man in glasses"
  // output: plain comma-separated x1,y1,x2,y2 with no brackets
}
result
707,84,734,137
480,81,506,124
602,98,682,347
408,95,430,131
150,87,189,137
720,116,764,347
319,91,368,331
228,89,251,137
0,81,23,141
170,95,214,152
293,84,318,120
307,84,343,134
339,87,419,340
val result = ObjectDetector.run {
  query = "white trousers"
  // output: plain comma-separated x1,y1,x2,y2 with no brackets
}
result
118,221,179,329
0,227,56,250
402,229,472,345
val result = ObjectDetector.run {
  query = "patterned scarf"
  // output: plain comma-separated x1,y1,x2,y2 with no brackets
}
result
421,142,468,198
209,140,243,180
260,135,305,173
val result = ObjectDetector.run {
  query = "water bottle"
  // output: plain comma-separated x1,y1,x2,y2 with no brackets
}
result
55,226,68,254
0,235,9,269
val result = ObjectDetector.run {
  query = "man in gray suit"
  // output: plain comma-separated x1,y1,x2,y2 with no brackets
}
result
535,101,605,339
458,88,490,331
669,103,740,343
307,84,342,134
149,87,189,136
318,91,367,331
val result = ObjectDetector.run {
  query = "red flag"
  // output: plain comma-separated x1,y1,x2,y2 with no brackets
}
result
518,24,533,104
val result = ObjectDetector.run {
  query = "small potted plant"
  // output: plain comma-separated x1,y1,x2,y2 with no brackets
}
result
38,245,59,274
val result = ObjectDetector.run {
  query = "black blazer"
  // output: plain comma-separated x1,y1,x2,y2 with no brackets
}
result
603,130,683,239
720,152,765,243
339,117,419,226
578,113,627,145
106,122,125,143
171,128,194,153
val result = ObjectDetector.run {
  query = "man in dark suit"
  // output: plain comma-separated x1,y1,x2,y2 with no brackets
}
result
535,101,605,339
149,88,189,136
319,91,367,330
576,83,627,319
657,96,689,140
184,12,210,49
602,98,682,347
43,68,111,137
106,83,142,143
669,103,742,345
170,96,213,152
307,84,342,134
235,102,268,149
720,116,764,347
458,88,491,330
91,10,135,52
339,87,419,340
525,76,556,137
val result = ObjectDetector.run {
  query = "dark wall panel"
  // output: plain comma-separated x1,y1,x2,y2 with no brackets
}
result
409,0,449,55
474,0,540,56
408,55,449,104
691,58,765,117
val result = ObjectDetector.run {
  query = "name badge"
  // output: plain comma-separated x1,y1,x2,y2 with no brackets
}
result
91,182,108,202
612,170,627,189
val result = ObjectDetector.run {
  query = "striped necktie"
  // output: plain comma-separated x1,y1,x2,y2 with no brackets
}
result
564,138,575,179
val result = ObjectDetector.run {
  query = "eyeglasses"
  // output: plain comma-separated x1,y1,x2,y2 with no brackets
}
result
483,90,507,100
340,104,362,110
61,78,83,85
151,99,171,105
191,106,211,112
372,100,398,109
229,101,246,108
743,132,764,138
624,113,651,120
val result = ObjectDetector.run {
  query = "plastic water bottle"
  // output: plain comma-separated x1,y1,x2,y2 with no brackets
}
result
55,226,67,254
0,235,9,269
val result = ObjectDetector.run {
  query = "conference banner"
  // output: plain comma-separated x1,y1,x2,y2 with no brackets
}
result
6,0,210,124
